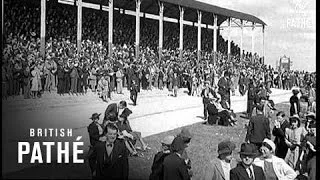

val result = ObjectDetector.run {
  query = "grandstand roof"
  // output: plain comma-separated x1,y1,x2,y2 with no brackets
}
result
84,0,266,26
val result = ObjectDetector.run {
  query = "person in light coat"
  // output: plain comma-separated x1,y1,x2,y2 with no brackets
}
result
253,138,297,180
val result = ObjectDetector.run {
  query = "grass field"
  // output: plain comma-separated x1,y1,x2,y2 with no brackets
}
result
4,103,293,179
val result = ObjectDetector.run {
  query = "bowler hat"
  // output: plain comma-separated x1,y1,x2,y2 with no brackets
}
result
239,143,258,156
218,140,236,155
90,113,101,120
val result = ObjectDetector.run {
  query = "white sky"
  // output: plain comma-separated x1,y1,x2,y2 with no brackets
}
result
196,0,316,72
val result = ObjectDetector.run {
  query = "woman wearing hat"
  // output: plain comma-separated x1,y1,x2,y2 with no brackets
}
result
230,143,265,180
284,116,308,171
253,138,297,180
97,75,110,102
202,140,236,180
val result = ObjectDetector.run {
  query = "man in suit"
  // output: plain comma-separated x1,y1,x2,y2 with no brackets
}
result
218,71,232,109
103,100,127,125
163,136,191,180
202,139,236,180
272,111,290,159
246,79,257,118
94,123,129,179
201,81,215,120
245,103,271,150
130,79,139,106
230,143,266,180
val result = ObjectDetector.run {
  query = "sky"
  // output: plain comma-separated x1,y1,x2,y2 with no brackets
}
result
196,0,316,72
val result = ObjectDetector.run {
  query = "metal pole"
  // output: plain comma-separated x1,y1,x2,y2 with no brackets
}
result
262,25,265,64
227,18,231,59
197,10,202,63
240,20,243,58
158,2,164,65
108,0,113,57
213,14,217,64
77,0,82,55
40,0,46,57
251,22,255,63
179,6,184,61
135,0,141,61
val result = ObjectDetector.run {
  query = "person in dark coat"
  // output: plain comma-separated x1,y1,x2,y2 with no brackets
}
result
289,88,300,116
57,63,65,95
247,79,257,118
130,79,139,106
218,71,232,109
272,111,290,159
94,123,129,179
163,136,191,180
149,135,175,180
245,103,271,150
87,113,105,177
230,143,266,180
201,81,215,120
103,101,127,125
22,65,31,99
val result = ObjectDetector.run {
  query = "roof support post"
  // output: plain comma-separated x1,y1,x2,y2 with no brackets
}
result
108,0,113,58
158,1,164,65
179,6,184,61
197,10,202,63
40,0,46,57
135,0,141,61
77,0,82,55
262,25,265,64
240,20,243,59
213,14,218,64
251,22,255,63
227,17,231,60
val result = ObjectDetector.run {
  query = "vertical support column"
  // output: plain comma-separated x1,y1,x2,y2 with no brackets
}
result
135,0,141,61
40,0,46,57
197,10,202,62
77,0,82,55
108,0,113,57
240,20,243,58
158,2,164,64
213,14,218,64
179,6,184,61
251,22,255,62
262,25,265,64
227,18,231,59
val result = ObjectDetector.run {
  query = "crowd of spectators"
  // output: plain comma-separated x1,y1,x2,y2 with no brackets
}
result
2,0,316,102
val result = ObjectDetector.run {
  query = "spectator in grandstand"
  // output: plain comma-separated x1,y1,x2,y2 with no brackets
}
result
284,115,307,171
149,135,175,180
253,138,297,180
202,139,236,180
272,111,290,159
245,103,271,150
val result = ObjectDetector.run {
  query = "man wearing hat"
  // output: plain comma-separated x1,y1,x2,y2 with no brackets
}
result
272,111,290,159
300,122,316,180
201,80,216,120
202,139,236,180
163,136,191,180
218,71,232,109
245,103,271,150
129,79,139,106
289,88,300,116
253,138,297,180
149,135,175,180
230,143,265,180
87,113,106,177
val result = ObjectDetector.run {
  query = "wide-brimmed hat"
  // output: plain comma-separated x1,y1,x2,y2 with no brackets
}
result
239,143,258,156
262,138,276,152
90,113,101,120
161,135,175,145
218,140,236,155
306,112,316,119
